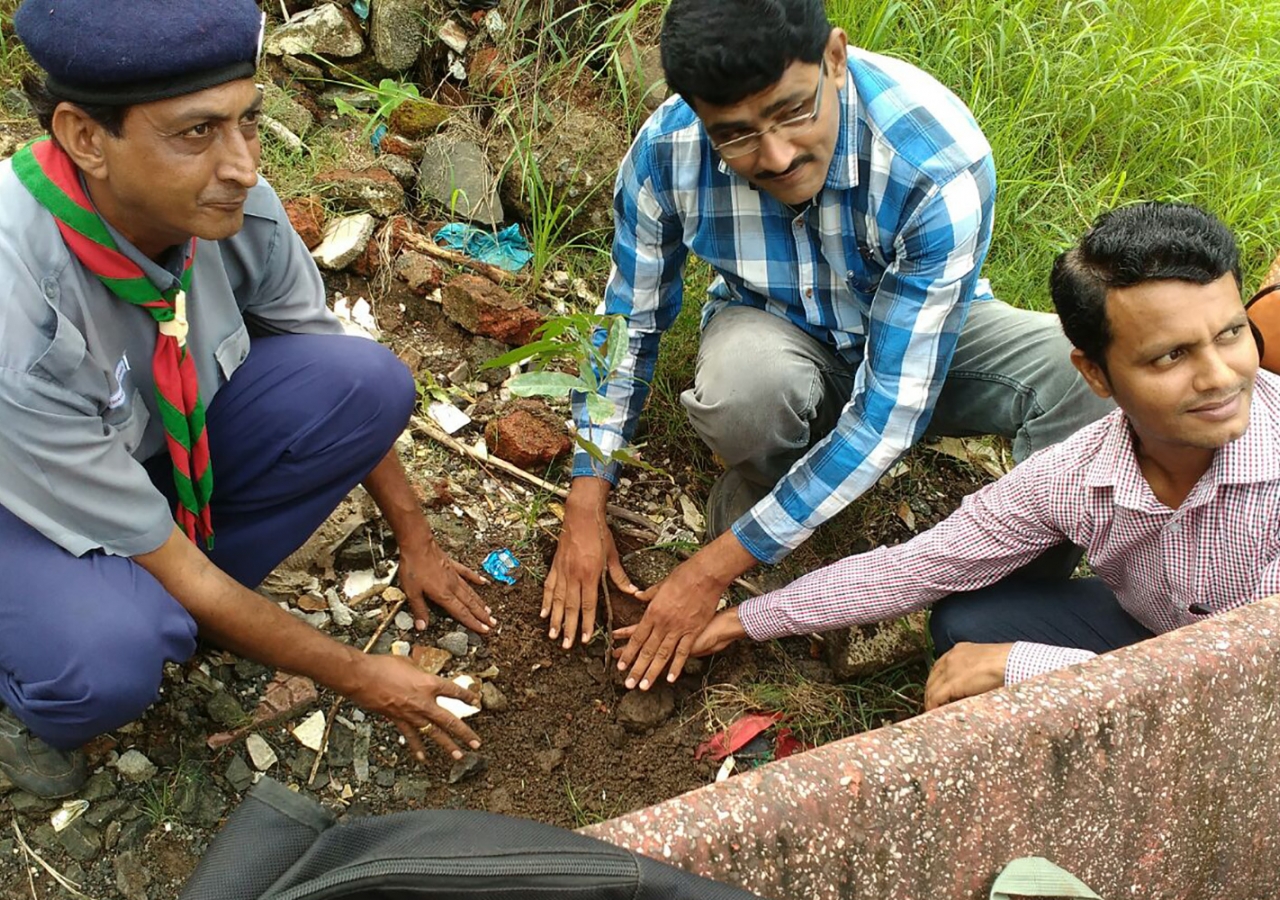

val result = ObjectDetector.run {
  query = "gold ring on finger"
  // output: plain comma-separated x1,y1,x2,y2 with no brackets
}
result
419,722,435,735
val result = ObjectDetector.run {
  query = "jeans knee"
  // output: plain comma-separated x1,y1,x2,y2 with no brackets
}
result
683,361,813,463
928,596,967,656
329,339,416,439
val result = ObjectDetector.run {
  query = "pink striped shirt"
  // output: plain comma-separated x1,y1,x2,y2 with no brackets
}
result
738,371,1280,684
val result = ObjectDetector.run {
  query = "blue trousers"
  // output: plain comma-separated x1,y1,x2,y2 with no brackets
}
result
929,576,1156,656
0,335,414,749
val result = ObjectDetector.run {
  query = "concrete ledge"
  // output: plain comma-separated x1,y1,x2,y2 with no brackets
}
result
585,596,1280,899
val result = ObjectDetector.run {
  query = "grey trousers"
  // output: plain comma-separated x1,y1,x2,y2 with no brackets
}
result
680,300,1115,493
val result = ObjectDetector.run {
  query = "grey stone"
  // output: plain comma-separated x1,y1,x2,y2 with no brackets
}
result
29,823,60,852
375,768,397,788
80,771,118,802
479,682,509,712
85,798,128,827
115,849,152,900
117,817,152,850
57,821,102,862
282,54,325,80
0,769,12,794
327,724,356,769
447,752,488,784
418,137,505,226
224,754,255,793
370,0,425,70
485,785,515,815
395,778,429,801
616,686,676,734
207,690,247,728
498,105,628,239
380,153,419,187
604,723,628,750
262,81,315,137
311,213,377,271
437,631,470,658
9,790,57,812
534,748,565,774
465,628,485,647
103,819,122,851
319,167,406,216
115,749,158,783
265,4,364,58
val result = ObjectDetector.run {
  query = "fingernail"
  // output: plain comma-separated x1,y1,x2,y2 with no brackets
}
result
562,638,571,649
540,609,549,619
549,629,558,639
416,752,426,763
452,750,463,760
480,623,490,633
617,661,626,671
485,606,492,614
415,619,426,630
470,740,481,749
639,679,650,690
667,673,677,683
489,616,497,625
625,678,636,689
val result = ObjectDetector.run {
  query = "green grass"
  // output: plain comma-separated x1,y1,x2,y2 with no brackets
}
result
831,0,1280,308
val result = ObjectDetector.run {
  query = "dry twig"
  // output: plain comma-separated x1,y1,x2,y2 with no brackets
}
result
400,233,529,286
11,819,96,900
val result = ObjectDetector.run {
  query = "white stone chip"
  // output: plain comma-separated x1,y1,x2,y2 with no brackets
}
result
246,734,278,771
292,710,328,751
436,675,481,719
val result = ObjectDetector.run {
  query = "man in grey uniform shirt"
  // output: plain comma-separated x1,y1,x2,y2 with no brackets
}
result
0,0,491,798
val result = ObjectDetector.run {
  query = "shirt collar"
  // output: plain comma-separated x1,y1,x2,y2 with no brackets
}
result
1083,411,1158,510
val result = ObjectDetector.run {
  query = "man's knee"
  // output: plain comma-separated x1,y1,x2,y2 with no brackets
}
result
328,338,416,432
7,588,196,749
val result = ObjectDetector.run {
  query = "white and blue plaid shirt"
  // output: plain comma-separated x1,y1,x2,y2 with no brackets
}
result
573,49,997,564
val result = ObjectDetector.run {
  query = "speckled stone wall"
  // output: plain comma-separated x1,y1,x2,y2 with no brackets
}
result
585,596,1280,899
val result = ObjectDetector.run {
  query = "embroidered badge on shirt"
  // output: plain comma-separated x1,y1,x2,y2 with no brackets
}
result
108,351,131,410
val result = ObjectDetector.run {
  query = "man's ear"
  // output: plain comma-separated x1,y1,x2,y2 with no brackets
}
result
1070,348,1113,400
50,103,112,180
826,27,849,75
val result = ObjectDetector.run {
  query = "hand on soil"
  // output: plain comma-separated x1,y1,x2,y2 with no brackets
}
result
543,504,639,649
612,565,721,690
399,539,496,633
923,641,1012,710
688,608,748,657
350,654,483,762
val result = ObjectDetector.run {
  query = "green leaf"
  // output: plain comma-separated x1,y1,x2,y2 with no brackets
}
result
610,446,666,475
333,97,361,118
480,339,562,370
571,432,608,465
604,316,628,375
585,392,615,422
509,371,588,399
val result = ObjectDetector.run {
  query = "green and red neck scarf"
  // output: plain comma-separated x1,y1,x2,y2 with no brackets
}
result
13,138,215,549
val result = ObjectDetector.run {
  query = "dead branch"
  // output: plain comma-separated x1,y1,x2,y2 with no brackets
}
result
400,233,529,287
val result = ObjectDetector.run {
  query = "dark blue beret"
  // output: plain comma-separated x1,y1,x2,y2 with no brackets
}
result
15,0,265,105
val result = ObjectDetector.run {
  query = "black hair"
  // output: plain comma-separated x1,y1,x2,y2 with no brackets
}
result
659,0,832,107
23,73,128,139
1049,201,1241,371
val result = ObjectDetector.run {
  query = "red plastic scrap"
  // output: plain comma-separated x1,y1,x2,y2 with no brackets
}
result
695,712,783,761
772,727,807,760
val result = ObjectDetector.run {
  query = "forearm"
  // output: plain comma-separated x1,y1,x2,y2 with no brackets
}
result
363,449,433,551
135,528,363,696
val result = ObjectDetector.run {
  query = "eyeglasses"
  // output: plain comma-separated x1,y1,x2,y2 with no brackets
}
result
711,65,827,160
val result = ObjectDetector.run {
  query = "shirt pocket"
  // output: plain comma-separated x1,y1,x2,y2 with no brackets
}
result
215,322,251,384
104,389,152,456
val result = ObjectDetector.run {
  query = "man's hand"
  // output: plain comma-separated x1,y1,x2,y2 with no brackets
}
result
399,538,495,635
613,533,758,690
923,642,1012,710
689,607,749,657
346,654,483,762
543,477,639,649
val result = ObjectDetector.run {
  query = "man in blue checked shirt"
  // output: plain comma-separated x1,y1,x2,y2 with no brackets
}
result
541,0,1113,691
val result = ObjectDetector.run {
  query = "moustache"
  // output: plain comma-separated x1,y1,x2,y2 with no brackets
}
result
1184,382,1249,412
755,155,815,181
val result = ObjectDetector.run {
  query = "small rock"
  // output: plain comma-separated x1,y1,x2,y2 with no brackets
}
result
327,723,356,768
375,768,397,788
437,631,470,658
379,154,418,187
115,850,152,900
447,361,471,385
412,645,453,675
0,769,12,794
326,590,356,628
103,820,122,851
447,752,488,785
318,167,406,216
465,628,484,647
282,54,324,80
312,213,377,271
418,137,504,226
206,690,247,728
265,4,364,57
395,252,446,295
292,710,328,751
224,754,255,792
284,197,326,249
9,791,57,812
479,682,509,712
246,734,279,771
485,785,515,815
116,817,152,850
79,771,118,802
395,611,416,631
616,687,676,734
468,47,514,98
262,81,315,137
85,798,127,828
604,723,629,750
395,778,429,801
438,19,469,53
370,0,426,70
388,98,450,139
352,722,372,784
485,402,572,471
534,748,565,774
114,749,157,783
57,820,101,862
442,274,543,346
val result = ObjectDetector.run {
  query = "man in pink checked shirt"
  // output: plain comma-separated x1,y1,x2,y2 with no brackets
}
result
668,201,1280,710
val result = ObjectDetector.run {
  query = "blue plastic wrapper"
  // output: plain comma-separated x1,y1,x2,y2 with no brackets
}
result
370,123,388,153
435,222,533,272
352,0,370,19
482,548,521,585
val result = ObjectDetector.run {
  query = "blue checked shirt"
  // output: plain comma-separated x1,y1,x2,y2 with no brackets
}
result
573,49,997,564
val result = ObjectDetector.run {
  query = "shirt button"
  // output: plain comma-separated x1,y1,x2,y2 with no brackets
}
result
805,288,814,298
1167,522,1182,533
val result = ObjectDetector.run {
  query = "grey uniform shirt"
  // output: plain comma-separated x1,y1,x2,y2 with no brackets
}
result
0,159,343,558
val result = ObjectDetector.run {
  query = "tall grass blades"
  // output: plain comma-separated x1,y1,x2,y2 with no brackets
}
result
827,0,1280,308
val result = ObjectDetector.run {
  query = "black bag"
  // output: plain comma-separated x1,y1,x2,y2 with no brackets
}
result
179,777,770,900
